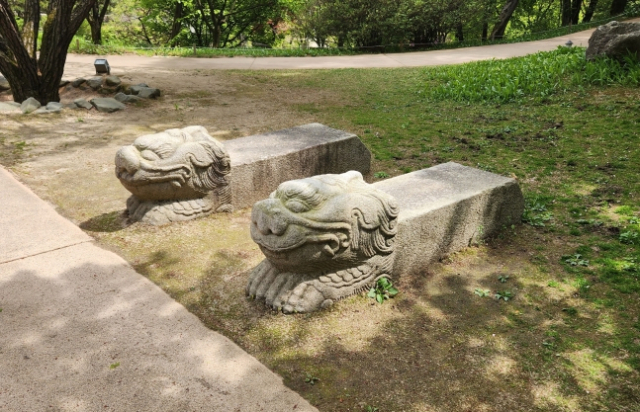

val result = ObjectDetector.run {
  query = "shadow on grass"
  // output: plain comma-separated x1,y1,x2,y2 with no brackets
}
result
79,210,130,232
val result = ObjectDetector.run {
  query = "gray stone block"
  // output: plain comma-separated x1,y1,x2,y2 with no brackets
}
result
0,76,10,91
105,75,121,87
87,76,103,90
586,21,640,62
71,78,86,87
20,97,41,114
225,123,371,209
137,87,161,99
373,162,524,276
114,92,142,104
90,98,125,113
0,102,20,113
74,98,93,110
45,102,63,112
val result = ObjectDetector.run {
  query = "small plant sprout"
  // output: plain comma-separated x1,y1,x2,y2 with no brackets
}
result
563,253,589,267
498,275,510,283
368,277,399,303
373,171,390,179
304,374,319,385
495,290,514,301
474,288,490,297
109,362,120,369
365,406,379,412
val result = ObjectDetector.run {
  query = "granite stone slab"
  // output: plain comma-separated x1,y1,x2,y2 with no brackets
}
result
225,123,371,209
373,162,524,276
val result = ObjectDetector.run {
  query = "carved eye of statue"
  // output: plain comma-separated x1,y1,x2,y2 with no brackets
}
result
285,199,310,213
140,149,160,161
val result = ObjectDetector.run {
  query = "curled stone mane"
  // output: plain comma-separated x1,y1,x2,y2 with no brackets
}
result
246,171,399,313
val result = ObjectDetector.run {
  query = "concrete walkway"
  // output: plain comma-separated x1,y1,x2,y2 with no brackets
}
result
0,166,317,411
64,20,638,74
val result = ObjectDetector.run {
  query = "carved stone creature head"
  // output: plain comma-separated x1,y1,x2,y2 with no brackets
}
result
115,126,230,201
247,171,399,313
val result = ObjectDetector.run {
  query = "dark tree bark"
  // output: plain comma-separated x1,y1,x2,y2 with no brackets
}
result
490,0,519,40
455,23,464,42
571,0,583,24
561,0,572,25
86,0,111,45
610,0,628,15
21,0,39,59
482,22,488,41
0,0,96,103
168,1,184,45
583,0,598,22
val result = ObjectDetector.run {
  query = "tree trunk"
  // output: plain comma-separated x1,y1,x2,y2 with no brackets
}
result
490,0,520,40
87,0,111,45
0,0,97,103
168,2,184,45
482,22,488,41
455,23,464,42
610,0,628,15
561,0,572,26
21,0,39,59
571,0,583,24
583,0,598,22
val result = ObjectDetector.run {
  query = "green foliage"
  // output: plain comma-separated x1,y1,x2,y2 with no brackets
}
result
304,373,319,385
474,288,491,297
109,362,120,369
494,290,514,301
522,197,553,227
498,275,510,283
373,171,390,179
368,277,399,304
563,253,589,267
427,47,640,103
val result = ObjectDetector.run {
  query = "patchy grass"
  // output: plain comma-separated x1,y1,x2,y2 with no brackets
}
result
4,52,640,411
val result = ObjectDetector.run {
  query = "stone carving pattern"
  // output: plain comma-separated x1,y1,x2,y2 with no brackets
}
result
246,171,398,313
115,126,231,225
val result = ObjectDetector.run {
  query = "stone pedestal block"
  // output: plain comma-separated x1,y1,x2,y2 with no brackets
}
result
373,162,524,276
225,123,371,209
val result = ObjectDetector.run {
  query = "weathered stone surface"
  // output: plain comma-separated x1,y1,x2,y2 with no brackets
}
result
46,102,63,112
105,75,121,86
373,162,524,276
0,102,21,113
90,97,125,113
115,126,231,225
127,84,148,95
74,98,93,110
71,78,86,87
586,21,640,61
87,76,103,90
0,76,10,91
59,79,70,87
20,97,41,114
247,162,524,313
247,171,398,313
136,87,161,99
114,92,142,103
5,102,20,107
225,123,372,209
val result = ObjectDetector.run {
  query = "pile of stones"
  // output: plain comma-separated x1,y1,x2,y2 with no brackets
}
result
0,74,162,114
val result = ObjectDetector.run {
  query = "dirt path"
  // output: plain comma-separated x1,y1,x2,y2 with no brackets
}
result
64,19,639,76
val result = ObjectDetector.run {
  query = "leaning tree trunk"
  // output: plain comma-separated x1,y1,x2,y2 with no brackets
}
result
168,2,184,45
571,0,583,24
87,0,111,45
583,0,598,22
491,0,520,40
0,0,97,103
610,0,628,15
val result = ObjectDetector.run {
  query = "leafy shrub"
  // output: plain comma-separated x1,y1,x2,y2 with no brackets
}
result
426,47,640,103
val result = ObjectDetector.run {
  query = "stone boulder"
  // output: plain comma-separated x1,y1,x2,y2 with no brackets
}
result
90,98,126,113
74,98,93,110
586,21,640,61
71,78,86,87
0,102,20,113
0,76,10,92
137,87,161,99
20,97,41,114
114,92,142,104
87,76,103,90
105,76,121,87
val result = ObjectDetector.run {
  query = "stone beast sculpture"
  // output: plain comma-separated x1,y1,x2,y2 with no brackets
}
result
246,171,398,313
115,126,231,225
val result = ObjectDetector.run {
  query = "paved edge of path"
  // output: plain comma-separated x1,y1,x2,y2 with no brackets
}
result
0,166,318,412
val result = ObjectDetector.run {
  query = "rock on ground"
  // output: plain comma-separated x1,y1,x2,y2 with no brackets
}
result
137,87,161,99
87,76,103,90
0,76,10,92
74,98,93,110
71,78,86,87
105,75,121,87
114,92,142,104
90,97,126,113
0,102,20,113
20,97,41,114
587,21,640,61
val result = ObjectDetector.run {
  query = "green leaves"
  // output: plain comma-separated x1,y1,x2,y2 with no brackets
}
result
368,277,399,304
563,253,589,267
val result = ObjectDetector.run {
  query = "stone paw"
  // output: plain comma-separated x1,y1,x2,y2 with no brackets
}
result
282,281,332,314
